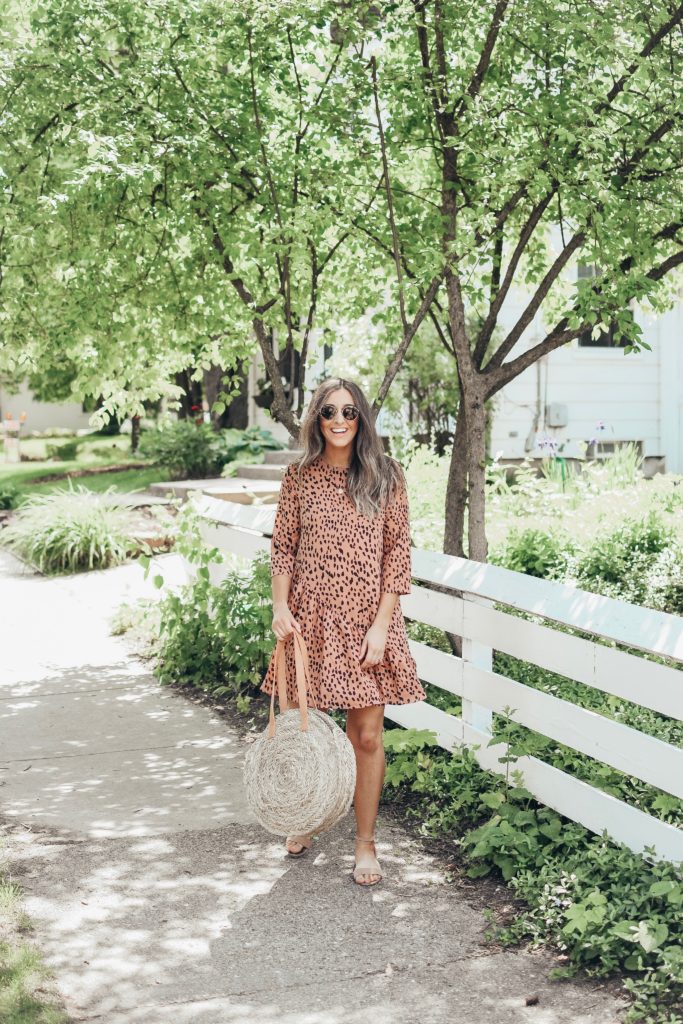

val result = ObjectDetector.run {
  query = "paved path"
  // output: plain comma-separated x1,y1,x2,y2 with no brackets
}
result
0,549,626,1023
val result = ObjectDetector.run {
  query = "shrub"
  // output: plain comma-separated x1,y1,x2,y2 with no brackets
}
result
46,439,80,461
138,421,224,478
138,422,284,479
574,511,675,605
0,483,135,573
0,481,20,509
218,425,285,466
490,526,576,579
153,504,274,708
645,546,683,615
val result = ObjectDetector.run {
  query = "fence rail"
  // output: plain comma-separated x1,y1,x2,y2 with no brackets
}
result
191,493,683,864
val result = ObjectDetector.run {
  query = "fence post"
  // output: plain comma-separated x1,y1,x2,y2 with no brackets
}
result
461,593,494,735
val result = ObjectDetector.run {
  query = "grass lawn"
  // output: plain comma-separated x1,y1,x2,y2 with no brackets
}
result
0,853,70,1024
0,434,170,499
15,466,171,497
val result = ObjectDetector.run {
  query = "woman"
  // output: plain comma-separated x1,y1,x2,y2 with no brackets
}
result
260,377,426,886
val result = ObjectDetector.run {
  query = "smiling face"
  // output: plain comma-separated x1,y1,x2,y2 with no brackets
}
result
318,386,359,459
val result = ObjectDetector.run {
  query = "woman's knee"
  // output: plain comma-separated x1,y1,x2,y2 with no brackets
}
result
352,728,383,756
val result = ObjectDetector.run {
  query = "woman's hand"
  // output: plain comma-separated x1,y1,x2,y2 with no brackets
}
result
360,623,388,669
272,601,302,641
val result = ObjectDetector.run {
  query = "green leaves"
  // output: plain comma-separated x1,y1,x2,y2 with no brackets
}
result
562,889,607,936
382,727,438,753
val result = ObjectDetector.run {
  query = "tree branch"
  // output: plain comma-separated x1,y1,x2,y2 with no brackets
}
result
373,274,443,414
208,220,299,434
471,2,683,253
473,189,557,367
454,0,510,118
370,54,408,335
485,106,682,373
487,233,683,395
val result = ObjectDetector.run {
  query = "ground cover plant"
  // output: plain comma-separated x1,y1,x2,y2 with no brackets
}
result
380,730,682,1024
136,503,274,714
0,835,70,1024
1,482,142,573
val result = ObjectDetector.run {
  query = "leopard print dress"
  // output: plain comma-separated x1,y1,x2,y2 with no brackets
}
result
260,454,427,710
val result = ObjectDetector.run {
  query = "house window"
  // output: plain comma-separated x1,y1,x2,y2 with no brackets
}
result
577,263,632,348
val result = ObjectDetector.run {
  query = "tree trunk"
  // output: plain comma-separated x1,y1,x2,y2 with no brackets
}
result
174,370,203,420
464,389,488,562
443,397,468,558
225,362,249,429
130,415,141,453
202,364,230,431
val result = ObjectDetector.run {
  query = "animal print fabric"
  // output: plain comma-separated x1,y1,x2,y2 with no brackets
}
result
260,454,427,710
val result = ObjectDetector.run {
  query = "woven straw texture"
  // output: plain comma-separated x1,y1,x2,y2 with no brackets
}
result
243,633,357,837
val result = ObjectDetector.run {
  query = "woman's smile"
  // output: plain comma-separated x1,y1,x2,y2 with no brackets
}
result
320,387,359,459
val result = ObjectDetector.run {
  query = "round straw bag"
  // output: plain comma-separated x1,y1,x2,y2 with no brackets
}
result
243,631,356,837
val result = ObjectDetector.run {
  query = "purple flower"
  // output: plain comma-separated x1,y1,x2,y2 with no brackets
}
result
538,435,559,455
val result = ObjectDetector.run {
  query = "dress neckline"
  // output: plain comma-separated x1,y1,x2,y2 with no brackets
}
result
318,454,350,473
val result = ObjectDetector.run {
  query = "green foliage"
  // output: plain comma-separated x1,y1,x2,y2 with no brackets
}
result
45,439,80,461
573,512,680,609
381,730,683,1021
152,502,274,700
577,511,673,584
382,731,509,834
487,485,682,617
138,422,283,480
219,426,284,464
0,481,20,509
490,526,576,579
0,836,71,1024
601,442,644,489
138,421,225,479
3,0,681,431
0,940,71,1024
395,441,450,551
0,482,135,573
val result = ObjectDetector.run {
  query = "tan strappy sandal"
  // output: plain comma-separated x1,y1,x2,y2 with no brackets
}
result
352,835,382,886
285,834,313,858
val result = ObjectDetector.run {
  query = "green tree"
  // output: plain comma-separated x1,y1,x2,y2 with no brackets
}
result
2,1,682,562
341,0,683,558
0,1,385,430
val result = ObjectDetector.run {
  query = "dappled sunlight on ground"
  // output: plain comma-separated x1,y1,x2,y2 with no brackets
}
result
0,548,625,1022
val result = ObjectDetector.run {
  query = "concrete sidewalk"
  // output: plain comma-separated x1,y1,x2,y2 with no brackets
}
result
0,549,626,1023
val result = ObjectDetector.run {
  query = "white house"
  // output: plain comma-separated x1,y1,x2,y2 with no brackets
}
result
488,247,682,474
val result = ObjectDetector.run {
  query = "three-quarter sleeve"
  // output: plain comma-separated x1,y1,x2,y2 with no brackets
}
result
380,470,413,595
270,463,301,577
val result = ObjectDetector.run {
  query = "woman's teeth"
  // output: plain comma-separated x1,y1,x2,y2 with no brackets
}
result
331,428,347,433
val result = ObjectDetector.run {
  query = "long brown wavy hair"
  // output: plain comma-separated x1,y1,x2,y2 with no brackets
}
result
294,377,404,518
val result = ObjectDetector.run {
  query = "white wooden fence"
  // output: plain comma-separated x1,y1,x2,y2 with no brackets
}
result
190,493,683,864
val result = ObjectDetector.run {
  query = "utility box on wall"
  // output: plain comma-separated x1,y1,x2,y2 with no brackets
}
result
546,402,568,428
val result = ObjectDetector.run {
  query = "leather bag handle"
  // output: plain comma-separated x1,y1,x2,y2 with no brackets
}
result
267,631,314,738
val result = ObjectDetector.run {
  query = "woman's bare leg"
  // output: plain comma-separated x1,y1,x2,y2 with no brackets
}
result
346,705,385,884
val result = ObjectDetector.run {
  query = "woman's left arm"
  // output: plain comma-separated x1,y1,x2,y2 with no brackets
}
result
360,472,412,668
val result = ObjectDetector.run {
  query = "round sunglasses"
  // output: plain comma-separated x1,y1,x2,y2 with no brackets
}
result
320,404,359,421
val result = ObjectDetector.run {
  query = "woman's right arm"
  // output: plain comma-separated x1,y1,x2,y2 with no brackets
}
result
272,572,301,640
270,465,302,640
